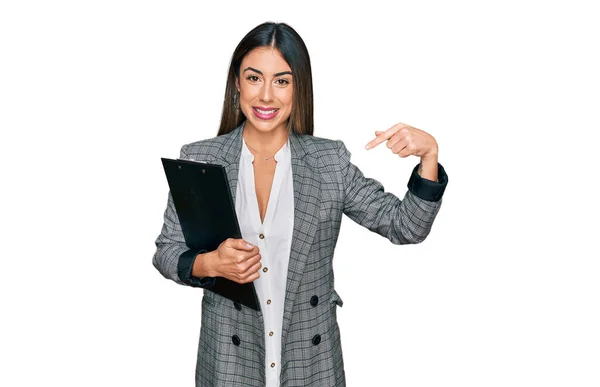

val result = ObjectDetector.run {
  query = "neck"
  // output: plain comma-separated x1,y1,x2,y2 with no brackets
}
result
242,121,289,154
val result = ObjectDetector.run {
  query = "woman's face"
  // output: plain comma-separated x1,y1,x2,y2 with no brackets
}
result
236,47,293,135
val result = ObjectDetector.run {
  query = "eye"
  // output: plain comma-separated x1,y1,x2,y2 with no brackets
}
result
246,75,260,82
275,78,290,86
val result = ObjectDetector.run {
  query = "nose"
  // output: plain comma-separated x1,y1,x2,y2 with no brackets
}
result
259,82,274,102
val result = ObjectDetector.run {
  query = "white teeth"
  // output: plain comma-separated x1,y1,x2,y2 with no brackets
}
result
255,108,277,114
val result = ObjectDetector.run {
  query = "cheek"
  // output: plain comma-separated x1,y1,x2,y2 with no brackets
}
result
240,84,259,101
280,90,294,109
240,90,254,103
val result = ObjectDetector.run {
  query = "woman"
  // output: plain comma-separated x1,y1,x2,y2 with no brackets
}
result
153,21,448,386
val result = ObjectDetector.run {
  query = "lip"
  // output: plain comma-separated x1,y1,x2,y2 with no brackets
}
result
254,106,279,110
252,107,280,120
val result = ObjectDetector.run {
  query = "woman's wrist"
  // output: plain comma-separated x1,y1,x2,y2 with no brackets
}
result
418,153,439,182
192,250,217,278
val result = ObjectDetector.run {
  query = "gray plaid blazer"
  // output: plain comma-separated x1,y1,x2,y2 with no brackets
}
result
153,122,448,386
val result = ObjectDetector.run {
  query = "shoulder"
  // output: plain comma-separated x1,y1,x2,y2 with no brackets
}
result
299,134,354,171
297,133,346,157
294,134,354,177
179,130,238,159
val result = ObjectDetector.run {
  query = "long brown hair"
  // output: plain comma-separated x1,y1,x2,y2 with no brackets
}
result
217,22,314,136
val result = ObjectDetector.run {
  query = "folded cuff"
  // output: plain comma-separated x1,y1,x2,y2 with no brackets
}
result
177,249,217,288
407,162,448,202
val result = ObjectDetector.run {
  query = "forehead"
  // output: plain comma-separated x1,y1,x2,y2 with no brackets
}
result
241,47,291,74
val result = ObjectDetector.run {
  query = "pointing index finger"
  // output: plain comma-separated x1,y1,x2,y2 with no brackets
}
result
365,124,403,150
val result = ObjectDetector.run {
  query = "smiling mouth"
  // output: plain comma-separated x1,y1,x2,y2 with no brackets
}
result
253,107,279,114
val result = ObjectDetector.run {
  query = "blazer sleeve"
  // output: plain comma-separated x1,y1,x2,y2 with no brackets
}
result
152,144,217,288
338,141,448,244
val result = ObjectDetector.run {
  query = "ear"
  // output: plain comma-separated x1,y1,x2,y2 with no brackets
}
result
235,77,240,92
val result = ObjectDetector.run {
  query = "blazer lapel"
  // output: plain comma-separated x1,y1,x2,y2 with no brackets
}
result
214,122,244,206
281,132,322,347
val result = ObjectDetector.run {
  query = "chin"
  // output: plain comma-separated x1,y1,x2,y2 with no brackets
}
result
248,117,287,133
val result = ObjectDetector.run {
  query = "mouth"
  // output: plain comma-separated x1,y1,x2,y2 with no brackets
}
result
252,107,280,120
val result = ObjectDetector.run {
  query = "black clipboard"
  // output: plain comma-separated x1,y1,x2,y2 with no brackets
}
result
161,157,260,311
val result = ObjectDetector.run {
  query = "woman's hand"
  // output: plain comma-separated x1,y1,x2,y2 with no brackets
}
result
193,238,262,284
365,122,439,182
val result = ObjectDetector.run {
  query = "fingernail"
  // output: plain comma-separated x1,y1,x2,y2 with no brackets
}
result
365,144,370,150
246,243,253,248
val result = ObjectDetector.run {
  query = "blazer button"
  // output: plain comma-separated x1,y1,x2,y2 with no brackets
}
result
259,233,265,239
232,335,241,346
312,334,321,346
310,295,319,307
233,301,242,311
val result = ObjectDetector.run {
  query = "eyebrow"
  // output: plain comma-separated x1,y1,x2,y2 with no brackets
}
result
243,66,293,77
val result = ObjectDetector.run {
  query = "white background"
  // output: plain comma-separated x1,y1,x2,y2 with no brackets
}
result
1,1,598,386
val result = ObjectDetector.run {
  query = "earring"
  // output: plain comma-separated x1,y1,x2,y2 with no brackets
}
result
232,92,240,110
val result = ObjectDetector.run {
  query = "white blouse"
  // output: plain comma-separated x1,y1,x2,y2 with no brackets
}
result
235,135,295,387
